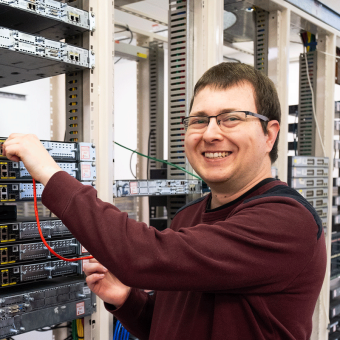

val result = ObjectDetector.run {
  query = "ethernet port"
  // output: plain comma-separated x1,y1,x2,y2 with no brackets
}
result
1,257,8,264
2,172,7,177
10,278,17,283
1,187,6,192
9,172,15,177
9,234,16,240
9,194,15,200
0,143,3,155
2,249,6,255
2,279,8,285
9,256,16,262
1,194,7,200
1,165,6,170
70,55,74,61
71,15,74,21
75,56,79,62
76,17,79,22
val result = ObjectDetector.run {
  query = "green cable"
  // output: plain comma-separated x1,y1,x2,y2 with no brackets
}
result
113,141,202,180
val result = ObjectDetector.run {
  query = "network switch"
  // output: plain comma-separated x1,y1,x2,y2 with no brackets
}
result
0,219,71,243
288,156,329,168
113,179,202,197
0,138,96,162
289,177,328,189
289,167,328,178
0,161,77,180
0,26,94,68
296,187,328,199
306,197,328,209
0,0,95,35
0,259,80,288
0,277,94,337
0,238,78,265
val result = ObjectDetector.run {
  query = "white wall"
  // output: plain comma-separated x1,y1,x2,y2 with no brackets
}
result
0,78,51,140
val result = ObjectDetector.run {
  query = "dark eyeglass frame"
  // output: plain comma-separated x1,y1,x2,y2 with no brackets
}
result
182,111,269,131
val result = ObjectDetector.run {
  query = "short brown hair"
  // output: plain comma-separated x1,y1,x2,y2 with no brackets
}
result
189,62,281,163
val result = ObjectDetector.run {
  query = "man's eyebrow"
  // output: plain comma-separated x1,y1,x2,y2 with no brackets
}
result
189,109,238,116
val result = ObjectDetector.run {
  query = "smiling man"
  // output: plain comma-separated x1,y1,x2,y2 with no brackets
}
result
3,63,326,340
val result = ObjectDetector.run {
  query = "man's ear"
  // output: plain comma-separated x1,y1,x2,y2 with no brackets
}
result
266,120,280,152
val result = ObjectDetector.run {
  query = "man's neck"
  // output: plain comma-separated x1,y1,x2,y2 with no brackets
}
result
209,171,273,210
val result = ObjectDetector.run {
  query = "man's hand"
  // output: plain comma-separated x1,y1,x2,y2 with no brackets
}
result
3,134,62,186
83,259,131,308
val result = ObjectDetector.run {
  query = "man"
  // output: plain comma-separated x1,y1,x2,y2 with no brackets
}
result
4,63,326,340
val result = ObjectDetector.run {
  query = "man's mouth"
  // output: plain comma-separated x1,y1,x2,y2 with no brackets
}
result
203,152,231,159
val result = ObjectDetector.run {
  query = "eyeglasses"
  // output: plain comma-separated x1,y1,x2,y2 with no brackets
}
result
182,111,269,132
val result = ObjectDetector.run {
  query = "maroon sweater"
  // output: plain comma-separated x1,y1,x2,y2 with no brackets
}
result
42,173,326,340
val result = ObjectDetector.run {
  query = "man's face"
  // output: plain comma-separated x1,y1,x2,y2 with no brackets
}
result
184,83,274,190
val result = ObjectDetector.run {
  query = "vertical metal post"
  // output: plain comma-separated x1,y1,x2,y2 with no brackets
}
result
267,9,290,182
136,36,151,224
254,9,269,74
310,33,336,340
298,51,317,155
193,0,223,82
167,0,223,224
149,41,165,171
82,0,114,339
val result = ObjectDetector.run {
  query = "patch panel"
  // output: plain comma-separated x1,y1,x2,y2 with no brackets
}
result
113,179,202,197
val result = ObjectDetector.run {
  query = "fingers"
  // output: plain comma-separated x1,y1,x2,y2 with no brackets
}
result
86,273,105,286
83,262,108,276
3,143,21,162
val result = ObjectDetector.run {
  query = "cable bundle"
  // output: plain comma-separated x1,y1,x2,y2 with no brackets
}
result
300,31,317,52
113,320,130,340
70,319,84,340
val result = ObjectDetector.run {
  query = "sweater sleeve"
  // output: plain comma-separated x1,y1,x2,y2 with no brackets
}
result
105,288,155,340
42,171,325,294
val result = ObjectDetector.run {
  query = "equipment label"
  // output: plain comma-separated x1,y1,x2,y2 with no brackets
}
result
130,182,138,194
81,164,91,179
83,287,91,295
76,302,85,316
80,146,90,160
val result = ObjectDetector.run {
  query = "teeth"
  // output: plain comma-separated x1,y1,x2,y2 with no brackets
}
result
204,152,230,159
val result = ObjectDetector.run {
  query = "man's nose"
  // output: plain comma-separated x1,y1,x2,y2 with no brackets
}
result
202,117,224,142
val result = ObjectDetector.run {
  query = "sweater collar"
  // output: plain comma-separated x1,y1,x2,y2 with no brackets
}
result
202,178,282,222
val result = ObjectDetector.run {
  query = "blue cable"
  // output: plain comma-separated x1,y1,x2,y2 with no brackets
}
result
113,320,121,340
